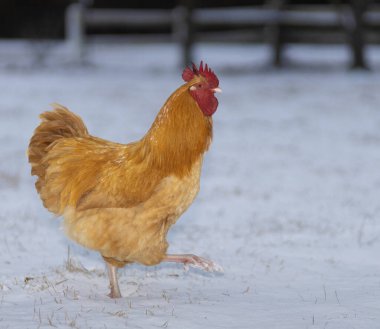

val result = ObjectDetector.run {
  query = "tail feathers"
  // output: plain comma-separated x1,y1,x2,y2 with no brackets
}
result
28,104,89,192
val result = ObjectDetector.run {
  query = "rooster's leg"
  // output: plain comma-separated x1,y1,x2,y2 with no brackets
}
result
163,254,223,273
106,262,122,298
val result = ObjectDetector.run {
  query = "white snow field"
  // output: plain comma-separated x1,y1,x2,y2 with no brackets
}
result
0,42,380,329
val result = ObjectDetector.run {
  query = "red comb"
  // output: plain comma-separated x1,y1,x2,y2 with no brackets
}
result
182,61,219,88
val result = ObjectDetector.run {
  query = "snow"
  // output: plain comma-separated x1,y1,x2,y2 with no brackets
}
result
0,41,380,328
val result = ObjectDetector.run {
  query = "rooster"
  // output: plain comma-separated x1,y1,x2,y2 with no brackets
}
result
28,62,222,298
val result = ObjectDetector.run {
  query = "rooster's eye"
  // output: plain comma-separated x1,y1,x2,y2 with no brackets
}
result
190,85,202,91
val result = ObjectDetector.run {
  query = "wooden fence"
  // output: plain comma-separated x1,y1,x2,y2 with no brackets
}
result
66,0,378,68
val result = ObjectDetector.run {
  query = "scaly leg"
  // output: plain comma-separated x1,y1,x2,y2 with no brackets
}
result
163,254,223,273
106,262,122,298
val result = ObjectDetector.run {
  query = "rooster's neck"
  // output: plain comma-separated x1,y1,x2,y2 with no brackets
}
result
143,84,213,177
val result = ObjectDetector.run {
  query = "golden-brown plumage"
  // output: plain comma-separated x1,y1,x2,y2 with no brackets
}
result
28,63,222,298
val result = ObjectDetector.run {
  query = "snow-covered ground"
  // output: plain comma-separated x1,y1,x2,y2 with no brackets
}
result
0,42,380,329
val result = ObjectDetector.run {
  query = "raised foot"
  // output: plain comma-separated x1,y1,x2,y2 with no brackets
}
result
183,255,224,273
164,254,224,273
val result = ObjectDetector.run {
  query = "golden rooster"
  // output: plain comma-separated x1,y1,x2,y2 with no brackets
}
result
28,62,222,298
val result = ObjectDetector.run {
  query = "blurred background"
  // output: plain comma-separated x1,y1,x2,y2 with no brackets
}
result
1,0,380,68
1,1,380,328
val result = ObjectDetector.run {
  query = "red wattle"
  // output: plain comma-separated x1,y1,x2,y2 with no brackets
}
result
190,90,219,117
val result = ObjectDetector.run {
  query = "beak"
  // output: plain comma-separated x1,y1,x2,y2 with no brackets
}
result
212,87,222,93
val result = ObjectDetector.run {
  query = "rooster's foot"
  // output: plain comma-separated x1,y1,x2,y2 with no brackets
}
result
107,289,122,299
164,254,223,273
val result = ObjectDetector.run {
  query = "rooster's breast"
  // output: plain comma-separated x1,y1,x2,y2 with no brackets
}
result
63,157,204,266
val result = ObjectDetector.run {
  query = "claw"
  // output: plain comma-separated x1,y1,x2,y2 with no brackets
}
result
164,254,224,273
108,290,122,299
185,255,224,273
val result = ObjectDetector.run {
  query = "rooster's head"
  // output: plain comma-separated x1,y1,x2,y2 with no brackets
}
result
182,61,221,117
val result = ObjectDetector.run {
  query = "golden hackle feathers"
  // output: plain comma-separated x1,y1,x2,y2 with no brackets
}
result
142,81,212,176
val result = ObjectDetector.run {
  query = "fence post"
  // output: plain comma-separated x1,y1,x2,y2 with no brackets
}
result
265,0,286,67
347,0,368,69
65,3,85,63
172,0,195,67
